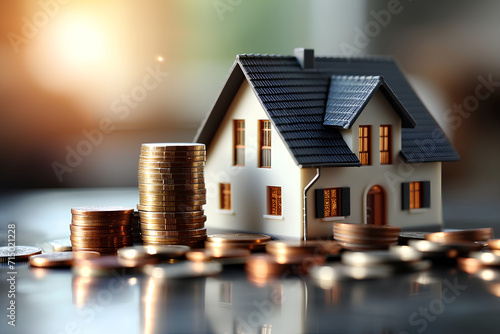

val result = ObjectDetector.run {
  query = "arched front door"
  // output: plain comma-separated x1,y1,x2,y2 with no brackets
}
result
366,185,386,225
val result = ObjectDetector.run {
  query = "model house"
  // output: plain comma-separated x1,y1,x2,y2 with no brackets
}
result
195,48,459,239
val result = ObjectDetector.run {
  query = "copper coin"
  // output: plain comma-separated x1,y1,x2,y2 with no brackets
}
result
143,240,206,247
333,234,399,245
0,246,42,262
141,143,205,151
246,254,325,278
336,241,396,251
71,247,119,254
70,224,132,232
71,206,134,216
139,166,205,174
141,228,206,237
206,233,271,244
186,248,250,262
71,220,132,227
333,226,401,237
266,240,342,256
29,251,99,268
140,223,205,231
425,228,494,243
204,241,267,251
141,234,206,241
139,155,206,162
137,204,204,212
139,211,205,218
457,257,483,274
118,245,190,260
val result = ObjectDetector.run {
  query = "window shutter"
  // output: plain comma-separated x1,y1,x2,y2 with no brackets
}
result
315,189,324,218
340,187,350,216
402,182,410,210
422,181,431,208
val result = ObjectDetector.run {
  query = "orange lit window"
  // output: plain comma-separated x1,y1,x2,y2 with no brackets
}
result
410,182,423,209
267,186,282,216
234,120,245,166
359,125,371,165
220,183,231,210
379,125,392,164
324,188,340,217
259,120,271,168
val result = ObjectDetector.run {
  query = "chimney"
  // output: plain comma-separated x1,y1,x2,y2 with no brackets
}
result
294,48,315,70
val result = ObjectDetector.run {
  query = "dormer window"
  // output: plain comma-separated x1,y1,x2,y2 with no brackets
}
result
359,125,371,165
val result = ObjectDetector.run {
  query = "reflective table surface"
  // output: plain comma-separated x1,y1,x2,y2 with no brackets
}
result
1,189,499,334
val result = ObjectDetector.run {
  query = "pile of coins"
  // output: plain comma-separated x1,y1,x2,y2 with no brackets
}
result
138,143,207,248
70,207,134,255
205,233,271,251
333,222,401,250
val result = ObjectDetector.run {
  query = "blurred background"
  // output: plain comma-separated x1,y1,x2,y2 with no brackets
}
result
0,0,498,223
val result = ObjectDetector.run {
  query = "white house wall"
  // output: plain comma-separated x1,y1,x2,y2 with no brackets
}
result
302,90,442,238
205,79,303,238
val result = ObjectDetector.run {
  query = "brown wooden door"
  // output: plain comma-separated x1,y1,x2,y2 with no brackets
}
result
366,185,386,225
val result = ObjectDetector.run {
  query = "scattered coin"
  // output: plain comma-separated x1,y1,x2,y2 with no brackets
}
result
47,238,73,252
185,248,251,265
333,223,401,250
29,251,99,268
144,261,222,279
265,240,342,256
425,228,493,243
0,246,42,262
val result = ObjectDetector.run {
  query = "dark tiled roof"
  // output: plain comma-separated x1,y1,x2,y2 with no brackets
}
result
324,75,415,129
195,54,459,166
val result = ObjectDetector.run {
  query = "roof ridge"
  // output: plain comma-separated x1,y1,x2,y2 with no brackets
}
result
330,75,383,80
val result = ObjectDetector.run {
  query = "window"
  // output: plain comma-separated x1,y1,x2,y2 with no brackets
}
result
233,120,245,166
259,120,271,168
359,125,371,165
323,188,341,217
409,181,422,209
219,183,231,210
379,125,392,164
315,187,350,218
402,181,430,210
267,186,282,216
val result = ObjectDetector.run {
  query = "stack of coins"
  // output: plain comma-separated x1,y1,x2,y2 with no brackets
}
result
205,233,271,251
138,143,207,248
425,228,494,244
70,207,134,255
333,222,401,250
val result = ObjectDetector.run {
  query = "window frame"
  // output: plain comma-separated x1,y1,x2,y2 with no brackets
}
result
267,186,282,216
219,183,231,210
359,125,371,165
259,120,272,168
233,120,245,166
323,187,341,217
379,125,392,165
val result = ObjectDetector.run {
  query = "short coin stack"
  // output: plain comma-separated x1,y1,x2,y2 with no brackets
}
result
70,207,134,255
205,233,271,251
333,222,401,250
138,143,207,248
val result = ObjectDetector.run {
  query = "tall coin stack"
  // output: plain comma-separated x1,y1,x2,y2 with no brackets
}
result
138,143,207,248
70,207,134,255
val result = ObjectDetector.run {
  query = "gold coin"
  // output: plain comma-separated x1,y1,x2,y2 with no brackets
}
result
138,161,205,168
140,150,205,157
137,204,204,212
206,233,271,244
141,143,205,151
137,171,205,179
141,228,206,237
137,177,205,185
139,154,206,161
140,194,206,202
265,240,342,256
139,189,207,196
71,206,134,216
139,166,205,174
139,210,205,218
140,215,207,224
0,246,42,262
140,224,205,232
139,199,207,207
138,183,206,191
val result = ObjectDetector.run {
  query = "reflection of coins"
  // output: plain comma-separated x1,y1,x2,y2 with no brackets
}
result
0,246,42,262
143,261,222,279
29,251,99,268
118,245,190,261
266,240,342,256
246,254,325,281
